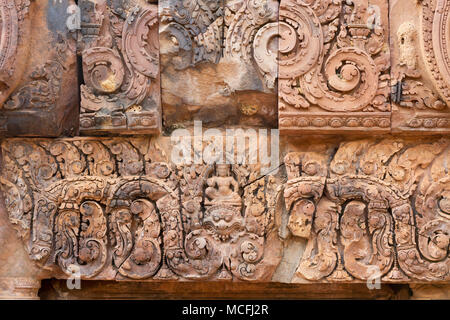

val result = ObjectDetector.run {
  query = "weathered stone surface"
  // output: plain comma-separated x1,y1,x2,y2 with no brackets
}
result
278,0,391,134
159,0,278,129
390,0,450,133
0,192,43,299
410,284,450,299
0,0,78,137
39,280,402,299
0,136,281,281
79,0,161,135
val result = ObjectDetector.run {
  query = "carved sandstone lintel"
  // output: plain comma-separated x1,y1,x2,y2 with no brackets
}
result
0,137,281,282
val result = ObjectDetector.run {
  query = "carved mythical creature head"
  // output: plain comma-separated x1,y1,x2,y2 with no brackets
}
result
203,205,244,242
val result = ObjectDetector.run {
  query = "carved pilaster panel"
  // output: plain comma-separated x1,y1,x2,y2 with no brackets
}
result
79,0,161,135
390,0,450,133
278,0,391,134
0,0,78,137
284,138,450,282
159,0,279,129
0,136,281,281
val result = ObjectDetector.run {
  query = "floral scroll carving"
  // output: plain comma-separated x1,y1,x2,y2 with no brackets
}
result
2,136,450,283
79,0,161,134
0,138,280,281
284,138,450,282
278,0,391,134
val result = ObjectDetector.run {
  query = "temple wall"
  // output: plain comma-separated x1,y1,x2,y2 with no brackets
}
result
0,0,449,299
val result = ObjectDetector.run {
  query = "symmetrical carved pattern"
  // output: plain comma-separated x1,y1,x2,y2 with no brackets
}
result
390,0,450,132
278,0,391,133
79,0,161,134
285,138,450,282
0,138,280,281
0,1,79,136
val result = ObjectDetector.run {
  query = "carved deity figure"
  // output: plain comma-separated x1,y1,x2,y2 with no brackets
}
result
205,164,241,207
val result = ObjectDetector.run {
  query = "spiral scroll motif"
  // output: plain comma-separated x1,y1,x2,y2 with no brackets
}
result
111,199,162,280
278,0,322,79
82,47,125,94
418,220,450,262
278,0,386,116
301,47,379,112
123,7,159,79
56,201,107,278
232,236,265,280
253,22,279,89
415,177,450,264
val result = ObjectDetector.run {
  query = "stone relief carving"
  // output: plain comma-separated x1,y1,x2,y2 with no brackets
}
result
278,0,391,133
79,0,161,134
284,138,450,282
159,0,279,129
0,0,31,108
2,0,450,138
1,0,450,298
390,0,450,132
420,0,450,107
2,136,450,284
0,0,78,136
160,0,278,88
159,0,224,68
174,160,280,281
0,137,280,281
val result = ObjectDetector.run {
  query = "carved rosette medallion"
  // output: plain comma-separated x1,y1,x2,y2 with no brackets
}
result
421,0,450,106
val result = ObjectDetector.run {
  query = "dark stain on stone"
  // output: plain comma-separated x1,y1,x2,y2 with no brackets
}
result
46,0,70,37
